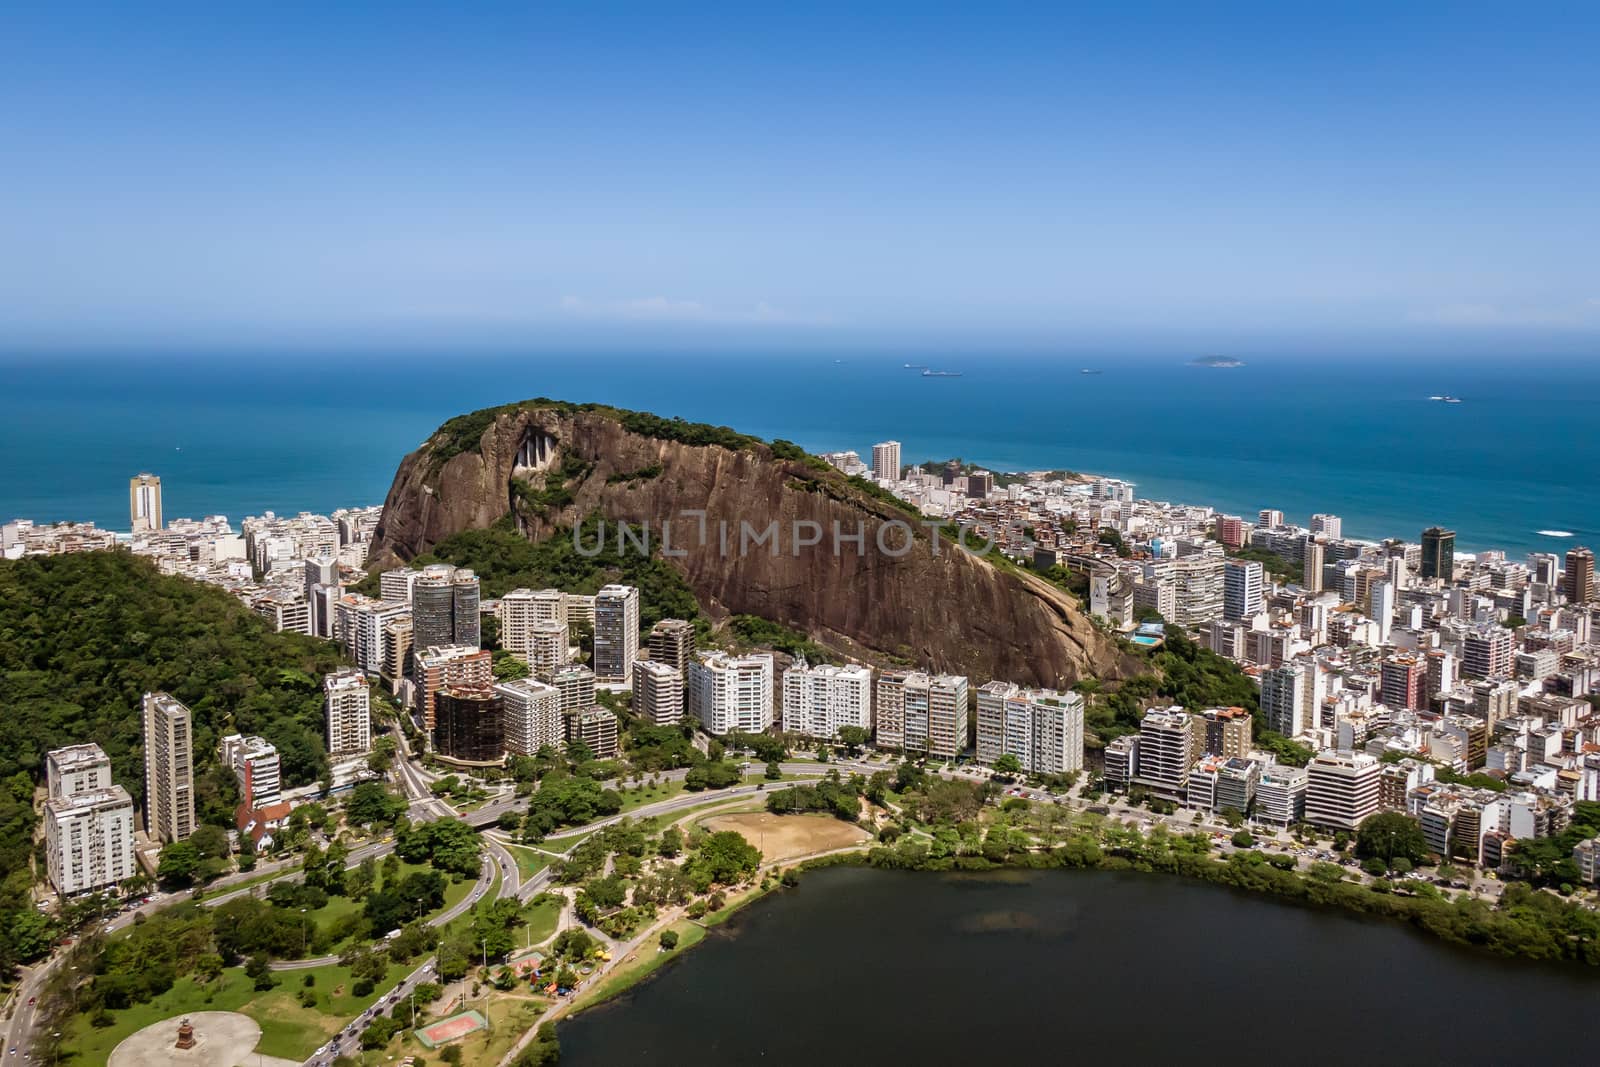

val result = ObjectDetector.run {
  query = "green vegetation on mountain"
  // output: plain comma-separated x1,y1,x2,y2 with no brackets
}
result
409,515,701,629
426,397,765,471
0,551,348,974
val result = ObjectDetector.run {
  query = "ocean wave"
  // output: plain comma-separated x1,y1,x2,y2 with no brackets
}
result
1537,529,1576,538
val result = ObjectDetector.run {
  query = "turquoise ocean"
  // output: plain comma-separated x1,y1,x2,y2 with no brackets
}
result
1,351,1594,558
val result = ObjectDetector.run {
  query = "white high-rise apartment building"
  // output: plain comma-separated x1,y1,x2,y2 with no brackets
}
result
1260,658,1322,738
142,692,196,843
689,652,774,735
1305,750,1381,830
1310,514,1342,540
1367,579,1395,645
593,584,640,683
495,678,565,756
380,567,419,604
781,659,873,739
1256,765,1309,826
324,668,373,757
977,684,1085,776
1463,625,1514,679
871,441,902,482
220,734,282,809
632,659,686,727
497,589,570,668
129,473,163,533
44,744,135,896
336,594,411,675
1223,559,1264,620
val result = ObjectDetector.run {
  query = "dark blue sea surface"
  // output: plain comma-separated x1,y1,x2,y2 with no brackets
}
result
2,351,1594,557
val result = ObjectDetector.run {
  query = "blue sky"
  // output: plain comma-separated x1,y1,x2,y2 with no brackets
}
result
3,2,1598,355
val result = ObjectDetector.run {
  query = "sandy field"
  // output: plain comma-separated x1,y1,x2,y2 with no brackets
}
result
701,811,870,863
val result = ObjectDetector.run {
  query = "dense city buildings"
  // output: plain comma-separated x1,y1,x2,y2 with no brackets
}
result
43,744,136,896
324,667,373,757
141,692,196,843
781,659,873,739
593,583,641,683
689,651,775,735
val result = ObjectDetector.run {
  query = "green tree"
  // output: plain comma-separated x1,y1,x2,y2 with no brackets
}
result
659,929,679,950
993,754,1022,776
156,840,203,887
1356,812,1430,868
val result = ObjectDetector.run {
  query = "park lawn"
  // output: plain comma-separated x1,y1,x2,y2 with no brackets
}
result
64,962,407,1065
502,841,555,883
567,919,706,1012
617,779,686,813
522,895,563,946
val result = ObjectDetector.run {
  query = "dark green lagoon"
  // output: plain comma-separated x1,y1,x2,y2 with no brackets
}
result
561,866,1596,1065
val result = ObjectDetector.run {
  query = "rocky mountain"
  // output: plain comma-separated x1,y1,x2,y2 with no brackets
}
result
369,400,1134,688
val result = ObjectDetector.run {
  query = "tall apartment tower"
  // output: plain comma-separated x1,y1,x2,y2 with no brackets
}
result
142,692,196,843
495,677,564,756
1421,527,1456,583
871,441,902,482
976,683,1084,776
1223,559,1264,620
593,584,641,683
412,564,481,650
324,667,373,757
1305,750,1381,831
129,473,163,533
780,659,873,739
632,659,686,727
1565,547,1595,604
688,652,774,735
875,671,968,759
550,663,598,714
649,619,695,675
1302,539,1326,593
44,744,135,896
1309,514,1342,539
1132,707,1200,801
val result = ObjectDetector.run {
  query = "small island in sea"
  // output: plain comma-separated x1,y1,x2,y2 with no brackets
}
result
1190,355,1246,368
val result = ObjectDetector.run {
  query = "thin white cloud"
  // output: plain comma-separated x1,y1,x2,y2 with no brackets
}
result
558,295,831,326
1407,300,1600,329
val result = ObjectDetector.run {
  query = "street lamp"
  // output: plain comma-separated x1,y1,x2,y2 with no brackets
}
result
300,907,308,955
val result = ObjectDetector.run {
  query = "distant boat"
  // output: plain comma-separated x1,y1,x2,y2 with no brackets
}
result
1190,355,1245,368
921,369,962,378
903,362,927,369
1428,395,1463,404
1080,368,1103,375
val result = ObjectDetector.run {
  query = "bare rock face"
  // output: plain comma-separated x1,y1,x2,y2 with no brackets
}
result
370,402,1134,688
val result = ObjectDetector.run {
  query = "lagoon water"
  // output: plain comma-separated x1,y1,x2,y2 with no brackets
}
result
559,866,1596,1066
3,351,1596,557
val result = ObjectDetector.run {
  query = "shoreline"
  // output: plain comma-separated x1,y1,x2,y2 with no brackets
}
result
551,838,1599,1038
